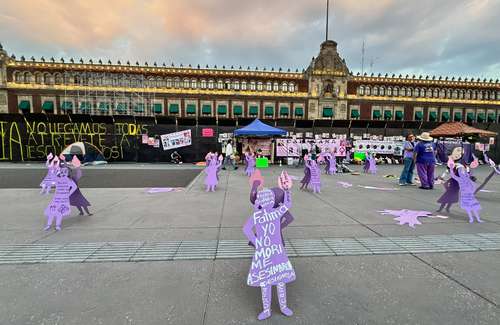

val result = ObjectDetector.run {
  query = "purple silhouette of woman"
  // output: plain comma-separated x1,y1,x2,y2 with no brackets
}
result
448,160,482,223
308,159,321,193
68,156,92,216
40,153,57,194
436,167,460,213
300,157,311,190
364,153,377,174
243,171,295,321
44,167,78,231
204,155,222,192
321,151,337,175
244,151,256,177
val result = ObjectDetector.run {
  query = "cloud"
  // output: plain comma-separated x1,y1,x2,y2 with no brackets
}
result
0,0,499,78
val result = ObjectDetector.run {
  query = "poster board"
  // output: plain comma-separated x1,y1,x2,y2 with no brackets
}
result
160,130,192,151
276,139,347,157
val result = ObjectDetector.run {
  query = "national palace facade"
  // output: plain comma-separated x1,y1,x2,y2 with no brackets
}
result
1,40,500,125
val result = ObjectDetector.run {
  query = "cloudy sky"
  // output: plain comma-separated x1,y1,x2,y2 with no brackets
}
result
1,0,499,78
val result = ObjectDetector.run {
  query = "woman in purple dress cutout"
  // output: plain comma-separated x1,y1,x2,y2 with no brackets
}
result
204,154,222,192
244,150,256,177
44,166,78,231
448,160,482,223
243,171,295,321
68,156,92,216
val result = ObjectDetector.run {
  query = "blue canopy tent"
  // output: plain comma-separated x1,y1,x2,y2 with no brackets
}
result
234,119,287,136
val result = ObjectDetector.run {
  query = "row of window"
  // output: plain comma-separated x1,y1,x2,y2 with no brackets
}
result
16,99,305,118
357,85,500,101
12,71,297,92
345,105,499,123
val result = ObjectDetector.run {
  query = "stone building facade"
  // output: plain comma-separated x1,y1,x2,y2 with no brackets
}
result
1,40,499,124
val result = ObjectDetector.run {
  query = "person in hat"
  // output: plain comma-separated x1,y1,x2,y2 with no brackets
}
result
414,132,437,189
399,134,416,186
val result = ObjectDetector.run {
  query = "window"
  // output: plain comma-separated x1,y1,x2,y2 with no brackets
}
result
174,78,180,88
24,72,32,83
359,86,365,95
426,88,432,97
43,73,53,85
373,86,379,96
208,79,214,89
401,87,407,97
224,80,230,89
289,83,295,92
380,87,385,96
266,81,272,91
183,78,190,88
415,88,420,97
365,86,371,96
408,88,413,97
273,82,279,91
35,73,43,84
54,73,63,84
250,81,256,91
191,79,197,88
241,81,247,90
234,80,240,90
167,78,173,88
433,89,439,98
217,80,223,89
257,82,263,91
200,79,207,89
439,89,445,98
281,82,288,92
387,87,392,96
14,71,23,83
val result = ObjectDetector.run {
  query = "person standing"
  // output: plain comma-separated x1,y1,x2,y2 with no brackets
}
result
414,132,436,190
222,139,238,170
298,141,309,166
399,134,416,186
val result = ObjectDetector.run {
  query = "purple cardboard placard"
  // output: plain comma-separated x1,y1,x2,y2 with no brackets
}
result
300,158,321,193
363,153,377,174
448,160,483,223
68,156,92,216
379,209,433,228
245,152,256,177
244,171,295,321
321,151,337,175
44,166,78,231
204,154,223,192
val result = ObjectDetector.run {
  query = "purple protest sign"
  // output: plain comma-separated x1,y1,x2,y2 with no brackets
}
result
44,167,78,231
321,151,337,175
300,158,321,193
448,160,483,223
204,154,223,192
245,152,256,177
243,171,295,321
363,153,377,174
40,153,57,194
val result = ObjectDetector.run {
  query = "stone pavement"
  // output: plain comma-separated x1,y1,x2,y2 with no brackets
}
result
0,163,499,324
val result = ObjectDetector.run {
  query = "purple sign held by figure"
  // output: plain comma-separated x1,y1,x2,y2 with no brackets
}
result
448,159,482,223
44,166,77,231
243,171,296,321
40,153,57,194
68,156,93,216
300,156,321,193
245,151,256,177
204,154,223,192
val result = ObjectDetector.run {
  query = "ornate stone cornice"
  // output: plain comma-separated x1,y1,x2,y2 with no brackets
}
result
6,82,309,98
351,76,500,89
7,61,304,80
347,94,500,106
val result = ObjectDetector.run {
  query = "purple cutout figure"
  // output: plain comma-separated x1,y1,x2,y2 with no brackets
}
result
380,209,433,228
68,156,92,216
245,151,256,177
204,154,222,192
364,153,377,174
40,153,57,194
44,167,78,231
300,157,321,193
321,151,337,175
448,160,482,223
243,171,296,321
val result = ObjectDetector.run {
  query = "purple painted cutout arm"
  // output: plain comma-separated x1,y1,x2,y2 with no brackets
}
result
243,215,257,246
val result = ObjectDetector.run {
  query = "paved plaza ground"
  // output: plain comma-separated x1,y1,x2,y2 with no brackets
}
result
0,163,499,324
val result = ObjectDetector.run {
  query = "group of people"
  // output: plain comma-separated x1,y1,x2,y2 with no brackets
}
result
40,153,92,231
399,132,438,189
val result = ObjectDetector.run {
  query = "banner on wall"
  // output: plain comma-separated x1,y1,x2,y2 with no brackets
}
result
276,139,347,157
353,140,404,156
242,138,272,156
160,130,192,151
